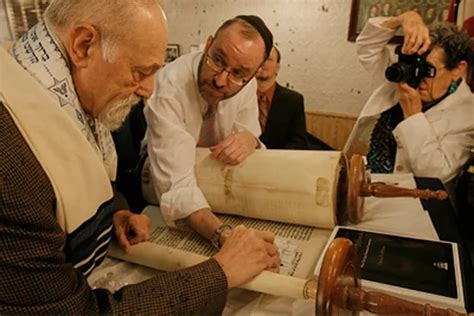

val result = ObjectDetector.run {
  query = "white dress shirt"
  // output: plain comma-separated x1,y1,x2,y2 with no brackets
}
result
144,51,261,226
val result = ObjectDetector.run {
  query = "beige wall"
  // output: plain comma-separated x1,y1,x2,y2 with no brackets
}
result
0,0,386,119
159,0,381,116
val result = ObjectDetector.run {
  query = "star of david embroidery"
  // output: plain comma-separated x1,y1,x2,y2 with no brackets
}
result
75,109,84,125
48,78,72,107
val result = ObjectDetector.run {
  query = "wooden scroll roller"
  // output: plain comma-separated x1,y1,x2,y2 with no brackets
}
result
347,155,449,224
314,238,466,316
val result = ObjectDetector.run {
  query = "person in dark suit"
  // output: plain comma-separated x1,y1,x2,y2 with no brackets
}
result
112,100,148,213
256,46,309,149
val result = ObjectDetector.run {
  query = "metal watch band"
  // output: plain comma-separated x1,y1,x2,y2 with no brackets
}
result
211,224,233,249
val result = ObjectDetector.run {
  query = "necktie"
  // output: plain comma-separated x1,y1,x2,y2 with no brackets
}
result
258,92,269,131
197,105,218,147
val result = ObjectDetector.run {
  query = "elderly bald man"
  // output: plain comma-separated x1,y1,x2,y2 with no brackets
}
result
0,1,279,314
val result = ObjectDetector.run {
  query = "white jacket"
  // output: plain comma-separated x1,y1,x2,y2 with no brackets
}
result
344,17,474,184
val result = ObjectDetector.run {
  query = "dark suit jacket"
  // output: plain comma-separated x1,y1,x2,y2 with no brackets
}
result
112,101,148,212
0,102,227,315
259,83,308,149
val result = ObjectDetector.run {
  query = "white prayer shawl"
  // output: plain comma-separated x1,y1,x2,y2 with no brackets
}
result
0,23,116,276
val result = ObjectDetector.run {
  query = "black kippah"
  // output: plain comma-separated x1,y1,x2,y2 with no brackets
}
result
236,15,273,58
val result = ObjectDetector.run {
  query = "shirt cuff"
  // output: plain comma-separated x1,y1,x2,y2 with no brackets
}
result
160,186,210,227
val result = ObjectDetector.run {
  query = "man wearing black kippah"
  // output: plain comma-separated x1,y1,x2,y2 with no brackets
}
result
142,16,280,267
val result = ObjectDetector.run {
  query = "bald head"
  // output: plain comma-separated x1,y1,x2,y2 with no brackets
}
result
45,0,163,32
45,0,167,61
46,0,168,128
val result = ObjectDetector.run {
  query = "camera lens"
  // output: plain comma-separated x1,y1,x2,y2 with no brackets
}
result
385,64,404,83
384,44,430,88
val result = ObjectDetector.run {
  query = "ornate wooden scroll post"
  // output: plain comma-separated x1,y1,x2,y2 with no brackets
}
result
315,238,466,316
347,155,449,223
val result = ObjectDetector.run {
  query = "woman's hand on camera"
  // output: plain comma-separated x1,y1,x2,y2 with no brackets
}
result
398,11,431,55
398,82,422,119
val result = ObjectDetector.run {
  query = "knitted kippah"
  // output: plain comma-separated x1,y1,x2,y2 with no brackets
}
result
236,15,273,58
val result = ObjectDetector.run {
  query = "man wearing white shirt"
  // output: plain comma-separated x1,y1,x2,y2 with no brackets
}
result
143,15,279,260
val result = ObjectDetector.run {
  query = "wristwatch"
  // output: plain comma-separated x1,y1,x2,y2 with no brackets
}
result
211,224,233,249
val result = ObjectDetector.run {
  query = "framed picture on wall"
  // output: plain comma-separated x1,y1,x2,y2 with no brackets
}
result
3,0,51,40
165,44,180,63
347,0,451,42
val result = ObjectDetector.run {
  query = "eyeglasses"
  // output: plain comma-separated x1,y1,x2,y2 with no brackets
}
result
422,61,438,78
420,62,447,80
204,54,250,86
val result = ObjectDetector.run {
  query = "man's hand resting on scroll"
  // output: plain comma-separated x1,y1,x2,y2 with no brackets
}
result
213,225,280,288
209,131,259,165
113,210,151,253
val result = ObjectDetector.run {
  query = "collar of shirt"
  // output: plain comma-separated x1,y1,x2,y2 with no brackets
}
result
258,82,277,106
191,51,211,116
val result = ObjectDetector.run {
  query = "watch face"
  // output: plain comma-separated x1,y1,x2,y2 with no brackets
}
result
212,224,232,249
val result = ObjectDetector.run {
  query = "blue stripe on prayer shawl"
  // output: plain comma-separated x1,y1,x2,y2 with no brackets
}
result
75,240,111,277
64,198,115,276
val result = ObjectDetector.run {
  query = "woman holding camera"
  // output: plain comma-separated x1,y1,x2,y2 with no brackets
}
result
344,11,474,189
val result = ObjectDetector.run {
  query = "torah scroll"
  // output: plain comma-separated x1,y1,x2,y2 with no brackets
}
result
111,150,347,299
109,241,314,299
195,149,347,229
109,203,330,299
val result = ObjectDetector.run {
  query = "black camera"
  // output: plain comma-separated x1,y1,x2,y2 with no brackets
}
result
385,45,436,88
